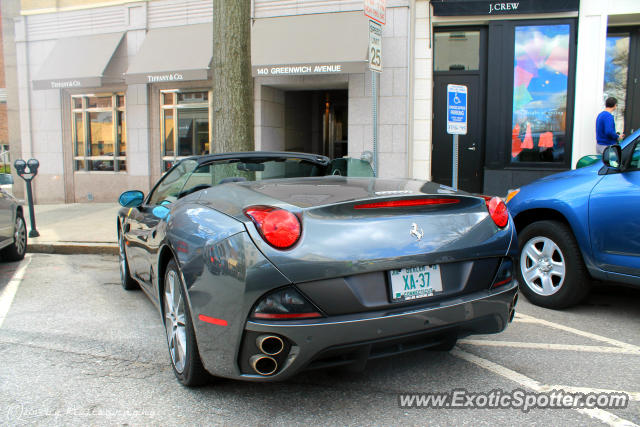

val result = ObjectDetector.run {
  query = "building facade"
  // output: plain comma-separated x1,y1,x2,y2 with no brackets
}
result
11,0,411,203
6,0,640,203
412,0,640,195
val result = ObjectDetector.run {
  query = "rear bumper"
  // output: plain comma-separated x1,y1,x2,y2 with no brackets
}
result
234,282,518,381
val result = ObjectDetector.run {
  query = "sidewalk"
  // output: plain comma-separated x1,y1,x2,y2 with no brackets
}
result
23,203,120,255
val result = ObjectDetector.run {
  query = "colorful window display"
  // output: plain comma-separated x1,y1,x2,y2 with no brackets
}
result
511,25,570,163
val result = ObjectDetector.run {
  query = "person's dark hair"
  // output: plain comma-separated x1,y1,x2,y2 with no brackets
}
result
605,97,618,108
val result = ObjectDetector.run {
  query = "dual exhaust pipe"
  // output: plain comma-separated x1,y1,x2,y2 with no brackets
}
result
250,335,285,376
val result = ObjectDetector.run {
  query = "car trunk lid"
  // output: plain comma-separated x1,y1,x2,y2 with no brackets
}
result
196,177,509,284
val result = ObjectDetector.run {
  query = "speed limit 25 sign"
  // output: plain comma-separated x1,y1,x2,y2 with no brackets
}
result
368,20,382,73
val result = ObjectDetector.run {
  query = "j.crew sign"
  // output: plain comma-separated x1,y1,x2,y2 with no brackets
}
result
489,2,518,13
431,0,578,16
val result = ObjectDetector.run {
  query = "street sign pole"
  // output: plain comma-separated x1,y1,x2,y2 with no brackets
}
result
372,71,378,177
446,84,467,190
365,0,385,177
452,134,459,189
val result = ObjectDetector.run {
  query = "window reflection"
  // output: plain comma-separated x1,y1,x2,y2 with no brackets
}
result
72,93,126,172
74,113,84,156
434,31,480,71
604,34,629,134
89,112,114,156
161,90,211,171
511,24,570,163
117,110,126,156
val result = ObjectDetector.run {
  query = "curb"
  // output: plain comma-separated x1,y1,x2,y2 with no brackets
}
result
28,242,118,255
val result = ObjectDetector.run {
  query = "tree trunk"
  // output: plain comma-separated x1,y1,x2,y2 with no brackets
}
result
212,0,254,153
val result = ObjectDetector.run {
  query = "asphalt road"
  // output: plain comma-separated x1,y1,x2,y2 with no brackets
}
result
0,254,638,426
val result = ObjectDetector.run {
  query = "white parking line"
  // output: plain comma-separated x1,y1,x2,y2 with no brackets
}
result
514,313,640,352
451,348,638,427
0,255,31,329
537,385,640,403
458,339,640,356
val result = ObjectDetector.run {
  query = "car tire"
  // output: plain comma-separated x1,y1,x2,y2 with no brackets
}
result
516,220,590,309
163,259,208,387
118,229,138,290
2,213,27,262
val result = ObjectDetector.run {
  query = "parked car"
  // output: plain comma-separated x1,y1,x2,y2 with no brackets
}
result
0,173,13,196
507,130,640,309
117,151,518,386
0,183,26,261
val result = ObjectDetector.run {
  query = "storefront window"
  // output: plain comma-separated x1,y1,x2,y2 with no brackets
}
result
72,93,126,171
511,24,570,163
434,31,480,71
604,34,629,134
161,90,211,171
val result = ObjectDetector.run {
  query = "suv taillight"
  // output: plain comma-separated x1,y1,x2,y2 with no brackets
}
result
244,205,302,249
484,197,509,228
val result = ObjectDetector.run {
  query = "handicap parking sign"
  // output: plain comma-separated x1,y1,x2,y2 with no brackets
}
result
447,84,467,135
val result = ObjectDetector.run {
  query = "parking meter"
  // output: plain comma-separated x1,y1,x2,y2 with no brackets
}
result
14,158,40,237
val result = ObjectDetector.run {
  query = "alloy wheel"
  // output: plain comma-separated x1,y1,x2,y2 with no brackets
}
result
14,217,26,256
164,269,187,374
520,236,566,296
118,233,127,280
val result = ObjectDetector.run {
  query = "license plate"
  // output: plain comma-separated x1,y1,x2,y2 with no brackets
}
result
389,265,443,302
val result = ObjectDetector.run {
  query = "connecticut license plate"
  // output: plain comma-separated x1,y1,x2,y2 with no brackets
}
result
389,265,443,302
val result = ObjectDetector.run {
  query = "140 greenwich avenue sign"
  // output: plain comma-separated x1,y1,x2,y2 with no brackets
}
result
252,63,366,76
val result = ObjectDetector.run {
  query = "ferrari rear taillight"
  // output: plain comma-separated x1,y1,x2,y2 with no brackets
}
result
484,196,509,228
244,205,302,249
251,287,322,320
354,198,459,209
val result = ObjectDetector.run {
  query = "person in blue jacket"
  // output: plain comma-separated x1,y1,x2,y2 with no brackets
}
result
596,97,624,154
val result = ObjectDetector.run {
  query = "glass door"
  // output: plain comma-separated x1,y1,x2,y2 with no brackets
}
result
604,27,640,136
432,28,487,193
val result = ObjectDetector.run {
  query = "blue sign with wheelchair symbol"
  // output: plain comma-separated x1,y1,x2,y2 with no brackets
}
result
447,84,467,135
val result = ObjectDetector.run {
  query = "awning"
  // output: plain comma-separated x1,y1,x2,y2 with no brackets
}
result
125,24,213,85
33,32,126,90
251,11,369,77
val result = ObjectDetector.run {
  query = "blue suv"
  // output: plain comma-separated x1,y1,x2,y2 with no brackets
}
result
507,131,640,308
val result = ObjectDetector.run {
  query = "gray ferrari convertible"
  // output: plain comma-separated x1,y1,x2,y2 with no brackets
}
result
117,152,518,386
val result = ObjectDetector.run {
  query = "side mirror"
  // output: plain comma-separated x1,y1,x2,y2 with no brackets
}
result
602,145,622,170
119,190,144,207
152,205,171,220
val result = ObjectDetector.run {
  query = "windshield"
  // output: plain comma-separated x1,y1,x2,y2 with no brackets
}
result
175,156,374,200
